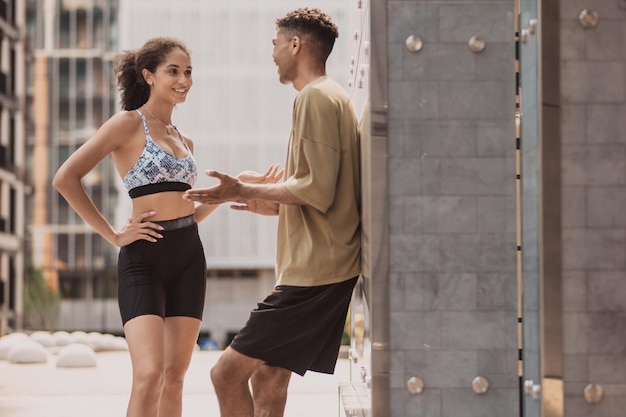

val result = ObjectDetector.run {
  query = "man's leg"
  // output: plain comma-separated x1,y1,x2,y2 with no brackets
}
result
250,365,292,417
210,346,265,417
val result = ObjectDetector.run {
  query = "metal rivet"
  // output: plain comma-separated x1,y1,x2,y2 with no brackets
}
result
405,35,423,53
472,376,490,395
579,9,599,28
520,29,529,44
529,18,538,34
584,384,604,404
531,384,541,400
407,376,424,395
468,36,486,53
524,379,534,395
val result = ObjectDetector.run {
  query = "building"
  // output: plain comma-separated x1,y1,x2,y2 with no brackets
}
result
0,0,26,336
25,0,120,327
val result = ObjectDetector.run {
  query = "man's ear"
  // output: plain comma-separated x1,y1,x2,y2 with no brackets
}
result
290,36,301,55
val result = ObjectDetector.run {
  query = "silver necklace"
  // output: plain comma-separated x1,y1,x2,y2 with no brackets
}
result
145,106,175,135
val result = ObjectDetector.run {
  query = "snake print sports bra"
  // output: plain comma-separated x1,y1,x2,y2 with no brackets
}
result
122,109,197,198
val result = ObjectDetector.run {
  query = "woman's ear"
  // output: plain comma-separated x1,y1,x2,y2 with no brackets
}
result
141,68,153,86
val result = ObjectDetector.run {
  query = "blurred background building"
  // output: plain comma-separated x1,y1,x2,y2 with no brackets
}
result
25,0,120,331
0,0,26,335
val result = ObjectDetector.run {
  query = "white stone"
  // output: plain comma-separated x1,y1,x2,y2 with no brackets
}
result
86,332,103,347
92,333,118,351
7,340,48,364
0,333,30,360
56,343,98,368
70,330,90,345
52,330,74,347
112,336,129,351
30,331,56,347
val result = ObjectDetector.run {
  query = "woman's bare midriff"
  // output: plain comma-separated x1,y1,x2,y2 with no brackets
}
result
131,191,195,221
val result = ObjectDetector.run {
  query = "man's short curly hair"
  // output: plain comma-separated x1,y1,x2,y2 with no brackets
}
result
275,8,339,62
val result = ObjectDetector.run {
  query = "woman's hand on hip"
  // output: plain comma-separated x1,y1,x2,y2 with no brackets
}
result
113,210,164,247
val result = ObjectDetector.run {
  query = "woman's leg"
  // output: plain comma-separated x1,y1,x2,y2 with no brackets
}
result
123,314,166,417
159,316,202,417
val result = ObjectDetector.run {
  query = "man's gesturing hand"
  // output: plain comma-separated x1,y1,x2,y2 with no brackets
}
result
184,170,241,205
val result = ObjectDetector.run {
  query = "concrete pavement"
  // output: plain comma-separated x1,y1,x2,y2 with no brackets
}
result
0,349,351,417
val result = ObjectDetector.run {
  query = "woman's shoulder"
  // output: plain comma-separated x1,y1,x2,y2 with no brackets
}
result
97,110,142,136
90,110,143,149
106,109,142,128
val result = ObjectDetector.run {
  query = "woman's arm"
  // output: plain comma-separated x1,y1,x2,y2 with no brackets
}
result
53,113,163,246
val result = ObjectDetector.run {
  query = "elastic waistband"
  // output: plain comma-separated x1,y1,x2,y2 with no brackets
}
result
153,214,196,231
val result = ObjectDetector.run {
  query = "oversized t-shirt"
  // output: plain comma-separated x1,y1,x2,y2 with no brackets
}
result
276,76,361,286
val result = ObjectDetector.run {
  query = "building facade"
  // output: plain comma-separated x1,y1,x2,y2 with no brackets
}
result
25,0,119,320
0,0,26,336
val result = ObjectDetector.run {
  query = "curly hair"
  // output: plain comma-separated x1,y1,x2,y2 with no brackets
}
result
113,37,191,111
275,8,338,62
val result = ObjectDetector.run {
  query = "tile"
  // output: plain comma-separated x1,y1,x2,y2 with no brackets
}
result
587,270,626,312
561,105,586,144
562,186,586,228
586,104,626,144
562,144,626,186
389,157,442,196
403,43,475,81
405,350,478,388
476,272,517,311
587,187,626,227
439,233,516,273
404,196,477,234
563,228,626,270
562,270,587,313
441,158,511,196
404,272,478,310
439,4,514,43
562,61,625,104
440,81,509,119
389,235,441,273
476,119,516,157
441,388,518,417
389,80,440,119
475,196,516,233
441,312,517,350
408,120,477,158
586,20,626,61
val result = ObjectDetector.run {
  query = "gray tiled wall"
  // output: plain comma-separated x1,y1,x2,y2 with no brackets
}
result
386,1,518,416
560,0,626,416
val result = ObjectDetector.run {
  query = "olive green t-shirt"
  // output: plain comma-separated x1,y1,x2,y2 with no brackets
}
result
276,76,361,286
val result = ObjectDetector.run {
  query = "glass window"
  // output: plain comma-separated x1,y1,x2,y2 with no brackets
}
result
58,272,85,299
58,8,70,49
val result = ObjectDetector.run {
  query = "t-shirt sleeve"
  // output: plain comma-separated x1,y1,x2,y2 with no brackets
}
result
285,90,340,213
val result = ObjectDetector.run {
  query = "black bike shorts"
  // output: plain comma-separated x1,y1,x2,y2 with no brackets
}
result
230,276,358,376
117,214,206,324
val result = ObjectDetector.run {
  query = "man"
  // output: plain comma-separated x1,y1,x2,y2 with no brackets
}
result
184,8,360,417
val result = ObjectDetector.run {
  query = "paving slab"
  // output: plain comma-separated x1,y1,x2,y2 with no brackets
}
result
0,349,350,417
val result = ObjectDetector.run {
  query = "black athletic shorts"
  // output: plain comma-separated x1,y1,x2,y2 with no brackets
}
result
117,214,206,324
230,276,358,376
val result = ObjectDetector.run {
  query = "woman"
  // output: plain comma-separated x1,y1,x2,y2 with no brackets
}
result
53,37,280,417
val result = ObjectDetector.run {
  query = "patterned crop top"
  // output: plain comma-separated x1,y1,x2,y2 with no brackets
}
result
122,109,197,198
